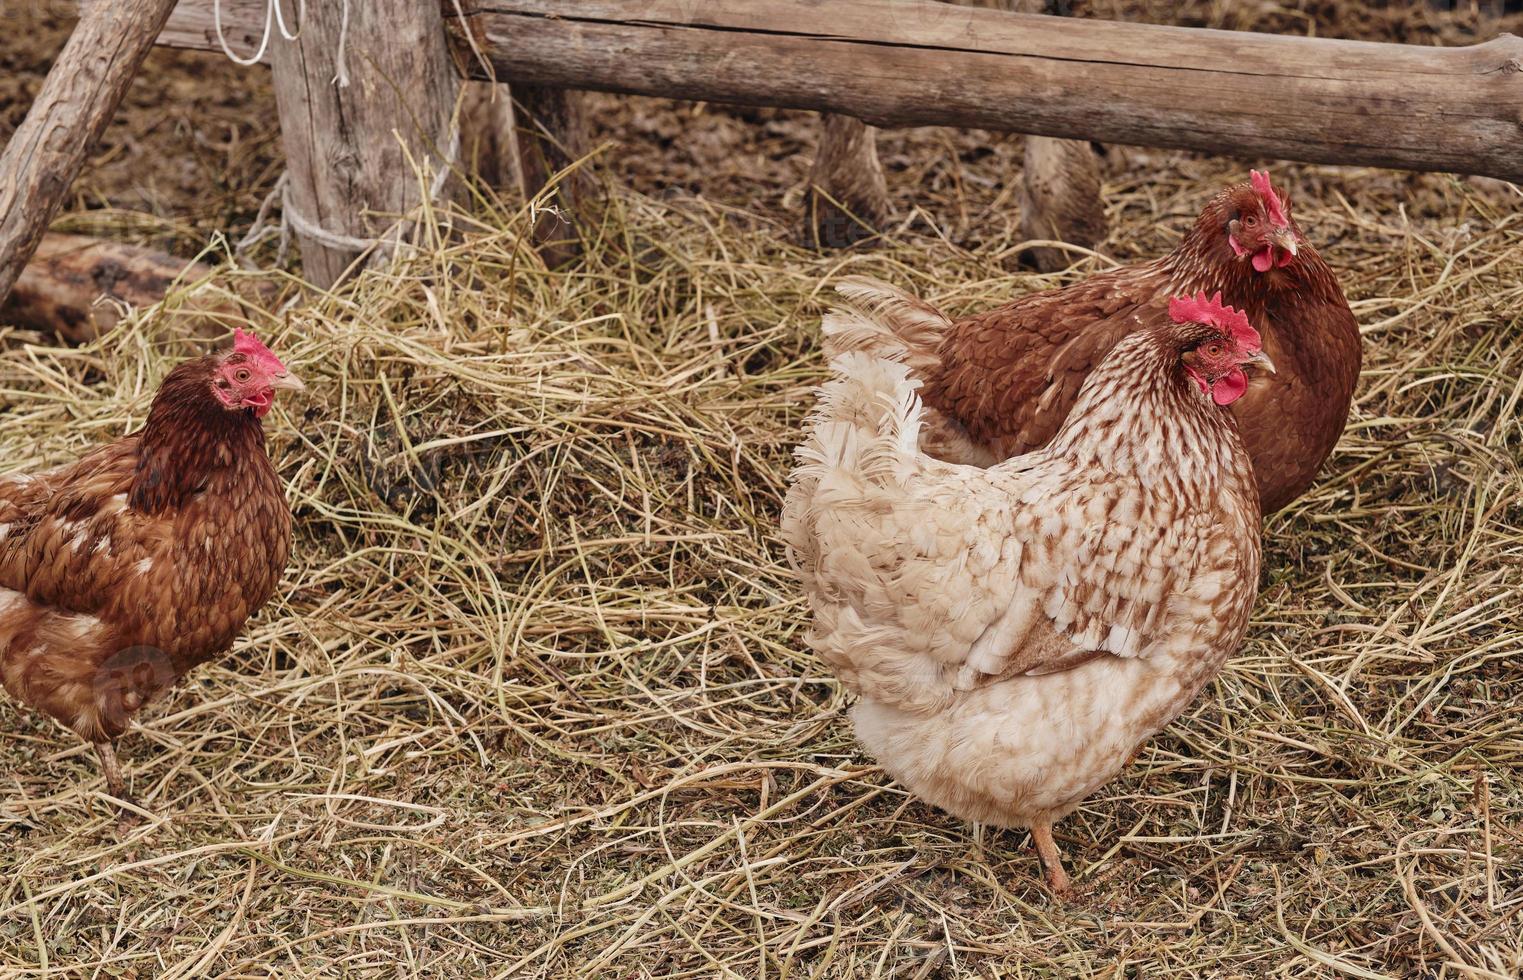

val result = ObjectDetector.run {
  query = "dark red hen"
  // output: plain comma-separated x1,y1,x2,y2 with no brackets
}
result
0,330,302,819
825,171,1360,513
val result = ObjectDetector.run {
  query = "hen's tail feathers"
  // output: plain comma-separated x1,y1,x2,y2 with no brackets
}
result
797,352,925,493
822,277,950,377
782,352,925,580
784,354,967,716
822,277,993,467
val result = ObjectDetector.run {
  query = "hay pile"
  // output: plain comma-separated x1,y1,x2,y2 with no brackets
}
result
3,0,1523,971
1,153,1520,976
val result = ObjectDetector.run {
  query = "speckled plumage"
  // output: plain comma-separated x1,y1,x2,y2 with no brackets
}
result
0,349,294,807
785,307,1263,891
823,174,1360,514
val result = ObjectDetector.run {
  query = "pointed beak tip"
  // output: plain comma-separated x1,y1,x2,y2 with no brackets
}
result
1250,351,1277,376
273,371,307,394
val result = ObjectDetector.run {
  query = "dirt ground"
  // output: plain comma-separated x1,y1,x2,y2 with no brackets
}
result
2,1,1522,977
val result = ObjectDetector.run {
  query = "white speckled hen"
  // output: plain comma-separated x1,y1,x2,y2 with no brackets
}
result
784,293,1268,894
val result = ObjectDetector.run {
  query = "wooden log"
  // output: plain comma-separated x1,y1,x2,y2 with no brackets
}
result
441,0,1523,183
103,0,1523,182
0,0,180,304
803,114,891,250
1020,136,1107,272
268,0,462,289
460,83,517,191
1,234,237,344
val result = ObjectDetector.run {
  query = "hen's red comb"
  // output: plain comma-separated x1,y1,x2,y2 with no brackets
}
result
231,328,288,374
1168,291,1261,351
1250,170,1289,228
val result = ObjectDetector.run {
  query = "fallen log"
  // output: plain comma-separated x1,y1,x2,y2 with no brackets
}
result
0,234,249,344
439,0,1523,183
0,0,180,303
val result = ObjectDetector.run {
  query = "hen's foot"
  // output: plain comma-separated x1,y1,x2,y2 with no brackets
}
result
1031,822,1072,898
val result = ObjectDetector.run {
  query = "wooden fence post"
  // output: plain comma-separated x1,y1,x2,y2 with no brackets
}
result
461,83,517,191
0,0,179,303
1019,136,1107,271
512,85,595,266
803,113,891,249
802,0,1105,256
268,0,462,289
1014,0,1107,271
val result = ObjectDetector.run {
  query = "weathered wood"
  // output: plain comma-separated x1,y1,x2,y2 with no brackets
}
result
804,114,890,250
441,0,1523,183
78,0,270,64
0,0,180,303
460,83,517,191
2,234,234,343
1020,136,1107,272
269,0,462,288
102,0,1523,182
1005,0,1107,271
512,84,595,266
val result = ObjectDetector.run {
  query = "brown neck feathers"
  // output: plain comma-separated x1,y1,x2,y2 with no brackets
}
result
131,357,265,514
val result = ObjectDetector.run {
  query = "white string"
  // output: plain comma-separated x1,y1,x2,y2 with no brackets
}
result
214,0,303,66
282,192,383,252
272,124,463,260
234,172,288,266
332,0,351,88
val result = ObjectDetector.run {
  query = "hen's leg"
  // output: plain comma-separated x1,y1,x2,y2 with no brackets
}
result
1031,822,1071,896
94,742,141,828
95,742,127,798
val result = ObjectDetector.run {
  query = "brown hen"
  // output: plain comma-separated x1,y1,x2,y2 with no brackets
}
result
0,331,302,818
826,171,1359,513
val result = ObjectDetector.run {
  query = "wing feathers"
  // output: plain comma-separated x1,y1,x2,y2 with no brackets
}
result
786,343,1222,719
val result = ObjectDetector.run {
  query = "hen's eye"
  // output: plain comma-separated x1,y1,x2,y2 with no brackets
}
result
1243,214,1259,227
1204,343,1224,357
234,369,252,383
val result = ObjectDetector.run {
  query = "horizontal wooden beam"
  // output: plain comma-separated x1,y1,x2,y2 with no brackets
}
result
450,1,1523,182
101,0,1523,182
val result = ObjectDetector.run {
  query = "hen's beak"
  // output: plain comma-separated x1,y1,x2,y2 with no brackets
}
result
1243,350,1277,375
1272,227,1299,257
271,371,307,393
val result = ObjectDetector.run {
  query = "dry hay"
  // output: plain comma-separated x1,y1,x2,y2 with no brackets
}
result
0,151,1520,977
3,2,1523,977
